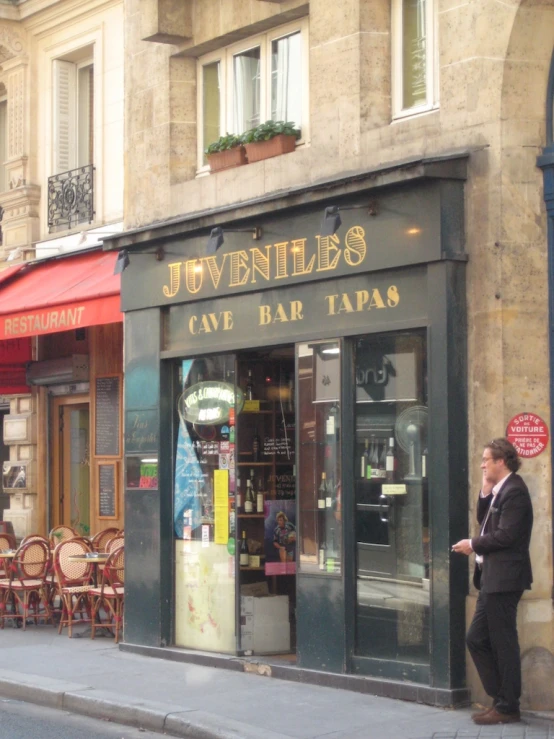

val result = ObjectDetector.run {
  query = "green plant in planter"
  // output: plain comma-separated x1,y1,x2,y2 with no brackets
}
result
240,120,301,144
205,133,243,156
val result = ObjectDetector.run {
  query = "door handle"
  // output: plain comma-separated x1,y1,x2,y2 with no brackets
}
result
378,494,390,523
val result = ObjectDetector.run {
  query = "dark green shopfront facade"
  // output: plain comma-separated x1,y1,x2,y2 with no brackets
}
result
109,154,471,705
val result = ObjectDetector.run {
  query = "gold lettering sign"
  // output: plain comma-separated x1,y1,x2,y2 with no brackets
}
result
162,226,368,300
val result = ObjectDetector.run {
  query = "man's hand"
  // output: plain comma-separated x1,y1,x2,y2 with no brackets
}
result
452,539,473,556
481,469,494,496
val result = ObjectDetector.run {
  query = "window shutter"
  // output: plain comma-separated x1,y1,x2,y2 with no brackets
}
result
52,59,77,174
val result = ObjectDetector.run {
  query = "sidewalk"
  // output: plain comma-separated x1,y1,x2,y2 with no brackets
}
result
0,624,553,739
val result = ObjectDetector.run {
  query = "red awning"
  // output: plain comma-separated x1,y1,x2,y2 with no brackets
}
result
0,251,122,340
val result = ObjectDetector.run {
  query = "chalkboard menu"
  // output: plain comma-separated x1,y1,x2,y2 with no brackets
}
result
95,376,121,457
99,463,117,518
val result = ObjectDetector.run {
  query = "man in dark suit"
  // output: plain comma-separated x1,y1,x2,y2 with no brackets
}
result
452,438,533,725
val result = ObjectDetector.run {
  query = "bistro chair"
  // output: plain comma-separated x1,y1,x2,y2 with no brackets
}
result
0,533,17,578
21,535,55,610
91,527,119,553
107,535,124,553
0,539,51,630
49,525,78,550
90,545,124,643
21,534,49,545
52,537,95,638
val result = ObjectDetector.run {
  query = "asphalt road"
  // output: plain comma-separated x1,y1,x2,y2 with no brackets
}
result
0,698,167,739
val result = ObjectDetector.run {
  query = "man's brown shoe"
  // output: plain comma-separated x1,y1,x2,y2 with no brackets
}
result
473,708,521,725
471,706,494,721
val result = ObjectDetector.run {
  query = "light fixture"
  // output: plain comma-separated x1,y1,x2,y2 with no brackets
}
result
321,347,340,355
113,246,165,275
320,201,379,236
206,226,263,255
113,249,129,274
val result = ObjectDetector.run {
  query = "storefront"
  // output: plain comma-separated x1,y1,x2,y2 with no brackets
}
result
112,155,470,704
0,249,124,538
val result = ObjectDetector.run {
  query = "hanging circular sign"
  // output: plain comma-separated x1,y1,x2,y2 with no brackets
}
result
506,413,549,458
179,381,244,425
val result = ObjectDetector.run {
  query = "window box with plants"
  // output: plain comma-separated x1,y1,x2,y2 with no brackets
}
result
240,121,301,164
205,134,247,173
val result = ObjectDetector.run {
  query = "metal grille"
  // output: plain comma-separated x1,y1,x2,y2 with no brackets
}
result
47,164,95,231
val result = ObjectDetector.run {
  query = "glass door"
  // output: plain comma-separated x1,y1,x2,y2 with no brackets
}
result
354,331,430,665
51,397,90,536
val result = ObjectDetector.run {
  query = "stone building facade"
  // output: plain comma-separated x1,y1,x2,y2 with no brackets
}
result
117,0,554,709
0,0,125,539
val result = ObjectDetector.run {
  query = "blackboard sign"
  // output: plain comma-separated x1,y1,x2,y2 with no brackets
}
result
95,376,121,457
99,463,117,518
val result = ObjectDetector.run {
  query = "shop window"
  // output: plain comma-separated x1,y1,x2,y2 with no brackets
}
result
52,52,94,175
353,330,430,665
391,0,438,118
297,341,342,576
197,19,309,170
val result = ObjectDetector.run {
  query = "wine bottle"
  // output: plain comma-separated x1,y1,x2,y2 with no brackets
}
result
244,479,254,513
360,439,369,478
318,472,327,509
376,439,386,479
369,435,379,479
256,481,264,514
386,437,396,482
236,477,242,513
239,531,249,566
245,369,254,400
318,539,327,570
325,477,333,509
252,431,261,462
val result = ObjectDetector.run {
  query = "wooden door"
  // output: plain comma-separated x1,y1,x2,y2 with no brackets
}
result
50,396,91,536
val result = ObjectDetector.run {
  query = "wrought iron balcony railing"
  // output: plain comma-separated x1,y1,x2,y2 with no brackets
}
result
48,164,95,232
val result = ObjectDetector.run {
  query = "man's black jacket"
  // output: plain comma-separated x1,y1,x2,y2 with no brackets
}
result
471,472,533,592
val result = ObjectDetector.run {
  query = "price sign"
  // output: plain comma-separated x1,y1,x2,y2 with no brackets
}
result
506,413,549,458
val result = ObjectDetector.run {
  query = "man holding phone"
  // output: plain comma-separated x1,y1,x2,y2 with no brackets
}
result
452,438,533,725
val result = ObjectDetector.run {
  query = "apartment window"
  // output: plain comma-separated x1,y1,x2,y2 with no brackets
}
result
52,52,94,175
197,19,308,169
392,0,437,118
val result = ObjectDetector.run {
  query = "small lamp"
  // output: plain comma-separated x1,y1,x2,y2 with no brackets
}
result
113,249,130,275
321,206,342,237
206,227,225,255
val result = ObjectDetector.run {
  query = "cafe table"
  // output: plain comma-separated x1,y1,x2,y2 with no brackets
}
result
67,552,109,587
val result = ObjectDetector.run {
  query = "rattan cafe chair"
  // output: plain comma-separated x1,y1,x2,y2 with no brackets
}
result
52,538,95,638
0,539,51,630
49,525,78,550
0,533,16,578
91,528,120,553
90,545,124,643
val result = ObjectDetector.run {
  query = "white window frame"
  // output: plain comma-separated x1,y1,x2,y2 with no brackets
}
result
197,18,309,173
391,0,438,120
52,51,94,176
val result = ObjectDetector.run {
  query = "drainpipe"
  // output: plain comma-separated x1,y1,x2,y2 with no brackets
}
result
537,49,554,602
537,142,554,603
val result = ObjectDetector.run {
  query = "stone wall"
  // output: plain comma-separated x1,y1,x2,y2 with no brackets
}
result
125,0,554,707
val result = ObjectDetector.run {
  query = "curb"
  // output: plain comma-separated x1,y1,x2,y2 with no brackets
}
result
0,671,290,739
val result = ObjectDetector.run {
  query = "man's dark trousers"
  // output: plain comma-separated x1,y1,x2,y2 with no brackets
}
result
466,588,523,714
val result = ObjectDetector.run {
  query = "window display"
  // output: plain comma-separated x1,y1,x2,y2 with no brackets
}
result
297,341,342,575
354,331,430,664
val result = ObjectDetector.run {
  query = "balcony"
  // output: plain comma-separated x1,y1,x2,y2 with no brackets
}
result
48,164,95,232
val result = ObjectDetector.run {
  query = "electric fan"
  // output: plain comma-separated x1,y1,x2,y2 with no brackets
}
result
394,405,428,479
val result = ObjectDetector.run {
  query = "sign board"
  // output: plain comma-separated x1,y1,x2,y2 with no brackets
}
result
506,413,549,458
178,381,244,425
98,462,117,518
95,375,121,457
